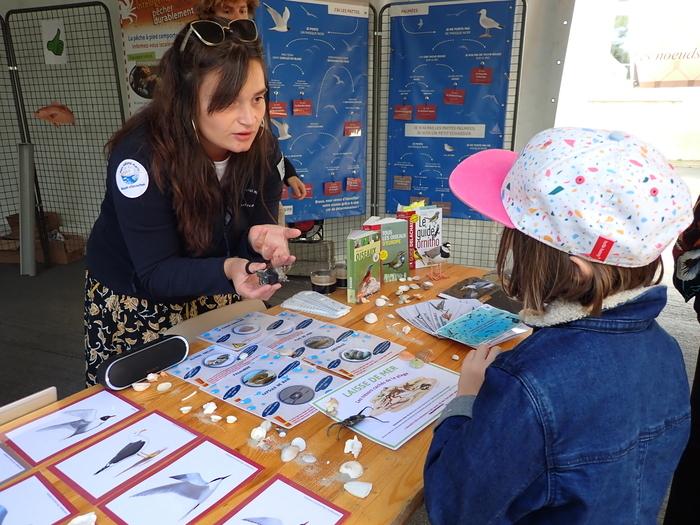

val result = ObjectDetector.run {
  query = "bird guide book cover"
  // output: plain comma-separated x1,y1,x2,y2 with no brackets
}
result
362,216,409,282
397,206,443,268
346,229,381,304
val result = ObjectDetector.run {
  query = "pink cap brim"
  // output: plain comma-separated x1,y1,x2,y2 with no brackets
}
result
449,149,518,228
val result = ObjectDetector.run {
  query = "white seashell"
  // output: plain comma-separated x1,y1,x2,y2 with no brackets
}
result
279,431,287,438
421,281,434,290
250,426,267,441
323,398,339,416
374,298,387,307
360,297,370,303
364,312,378,324
402,326,412,335
146,373,159,382
179,406,192,414
226,415,238,424
131,382,150,392
210,415,222,423
156,382,172,392
409,283,420,290
300,452,317,464
387,313,396,319
339,460,364,479
398,277,406,282
281,445,300,462
67,512,97,525
181,391,196,401
398,285,410,293
344,480,372,498
260,420,272,431
451,354,460,361
202,401,217,415
344,435,363,458
290,437,306,452
388,303,394,306
398,295,408,304
380,295,389,301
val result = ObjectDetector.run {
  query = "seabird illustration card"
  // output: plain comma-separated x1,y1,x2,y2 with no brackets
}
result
50,412,198,503
198,311,290,350
4,390,140,465
102,439,260,525
0,446,25,485
202,351,347,429
216,475,348,525
0,473,75,525
312,356,459,450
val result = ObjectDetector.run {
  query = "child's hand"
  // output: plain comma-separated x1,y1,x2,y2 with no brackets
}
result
287,176,307,199
457,344,502,396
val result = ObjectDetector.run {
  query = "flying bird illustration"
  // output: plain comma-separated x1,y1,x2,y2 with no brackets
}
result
264,3,290,32
342,39,359,52
322,104,338,114
383,251,406,270
116,448,167,476
331,74,345,85
131,472,231,518
38,409,116,439
94,430,148,475
478,9,503,37
299,4,317,18
0,504,7,525
426,210,440,222
417,18,424,29
270,119,291,140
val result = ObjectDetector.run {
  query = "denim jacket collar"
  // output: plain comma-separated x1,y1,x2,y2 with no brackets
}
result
519,285,664,329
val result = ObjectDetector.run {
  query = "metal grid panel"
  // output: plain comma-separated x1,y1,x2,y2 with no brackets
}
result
0,16,22,238
7,2,124,238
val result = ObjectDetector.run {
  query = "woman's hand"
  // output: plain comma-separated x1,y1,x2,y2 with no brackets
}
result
223,258,280,301
457,344,502,396
248,224,301,267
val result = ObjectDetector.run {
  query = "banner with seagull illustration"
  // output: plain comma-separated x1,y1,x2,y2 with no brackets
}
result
386,0,516,219
257,0,370,222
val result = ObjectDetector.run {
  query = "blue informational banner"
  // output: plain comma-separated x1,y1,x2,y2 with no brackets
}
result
257,0,370,222
386,0,516,219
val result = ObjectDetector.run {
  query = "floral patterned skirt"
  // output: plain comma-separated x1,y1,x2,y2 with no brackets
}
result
83,272,238,386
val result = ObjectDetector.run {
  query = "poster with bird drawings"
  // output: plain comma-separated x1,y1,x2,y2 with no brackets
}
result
102,439,260,525
386,0,516,219
257,0,370,222
3,390,140,465
0,474,75,525
217,475,348,525
0,446,25,485
50,412,198,503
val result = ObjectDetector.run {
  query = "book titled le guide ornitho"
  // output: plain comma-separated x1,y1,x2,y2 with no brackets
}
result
362,216,409,282
396,202,444,268
346,229,381,304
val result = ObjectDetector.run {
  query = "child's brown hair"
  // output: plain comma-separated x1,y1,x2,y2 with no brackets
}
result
496,228,662,316
195,0,260,19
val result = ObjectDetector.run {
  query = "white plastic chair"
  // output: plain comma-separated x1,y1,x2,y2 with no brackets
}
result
0,386,58,426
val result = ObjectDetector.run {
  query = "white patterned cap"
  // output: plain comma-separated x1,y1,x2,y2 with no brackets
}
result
450,127,694,267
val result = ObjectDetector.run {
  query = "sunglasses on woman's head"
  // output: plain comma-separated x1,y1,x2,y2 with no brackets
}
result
179,19,258,53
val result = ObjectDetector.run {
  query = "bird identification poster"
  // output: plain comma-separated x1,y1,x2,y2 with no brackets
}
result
386,0,516,218
0,474,75,525
257,0,370,222
4,390,140,465
0,446,25,485
312,356,459,449
50,412,197,503
102,439,260,525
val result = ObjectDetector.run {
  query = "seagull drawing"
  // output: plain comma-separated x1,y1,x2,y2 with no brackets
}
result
417,18,424,29
322,104,338,114
426,210,440,222
299,4,317,18
271,119,291,140
382,251,406,270
94,429,148,475
478,9,503,37
331,74,345,85
342,39,359,52
37,409,116,439
116,447,167,476
264,3,290,32
131,472,231,518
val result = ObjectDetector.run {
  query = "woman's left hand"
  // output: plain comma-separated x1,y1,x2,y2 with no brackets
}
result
457,344,502,396
248,224,301,267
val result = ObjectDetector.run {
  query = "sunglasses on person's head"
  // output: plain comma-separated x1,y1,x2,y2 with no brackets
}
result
179,19,258,53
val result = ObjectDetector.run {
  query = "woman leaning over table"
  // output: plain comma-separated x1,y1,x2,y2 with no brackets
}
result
83,17,299,386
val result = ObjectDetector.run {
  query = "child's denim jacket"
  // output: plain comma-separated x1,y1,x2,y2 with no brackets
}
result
425,286,690,524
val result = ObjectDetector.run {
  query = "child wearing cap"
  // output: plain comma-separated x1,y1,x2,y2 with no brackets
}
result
424,127,694,523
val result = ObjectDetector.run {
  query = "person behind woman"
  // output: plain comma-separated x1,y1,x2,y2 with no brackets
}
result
84,17,299,385
424,127,694,523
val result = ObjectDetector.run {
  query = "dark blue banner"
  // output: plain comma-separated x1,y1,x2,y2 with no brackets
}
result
386,0,516,219
257,0,369,222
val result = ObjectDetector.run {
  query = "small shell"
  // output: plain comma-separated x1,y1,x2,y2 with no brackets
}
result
421,281,434,290
344,480,372,498
290,437,307,452
210,415,222,423
179,406,192,414
181,391,197,401
380,295,389,301
279,431,287,438
156,382,172,392
281,445,300,462
300,452,317,464
344,435,363,458
146,373,159,382
387,313,396,319
67,512,97,525
409,283,420,290
131,382,150,392
226,415,238,424
339,460,364,479
323,398,339,416
398,285,410,293
398,277,406,282
374,298,387,307
451,354,460,361
401,326,412,335
202,402,217,415
360,297,370,303
260,420,272,431
398,295,408,304
250,426,267,441
364,312,378,324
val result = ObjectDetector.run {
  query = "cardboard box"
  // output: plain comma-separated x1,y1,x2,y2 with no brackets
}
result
5,211,62,239
0,233,85,265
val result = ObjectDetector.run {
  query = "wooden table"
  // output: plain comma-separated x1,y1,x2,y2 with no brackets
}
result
0,264,525,524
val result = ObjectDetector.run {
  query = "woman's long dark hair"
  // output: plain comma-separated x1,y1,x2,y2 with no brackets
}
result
108,20,274,255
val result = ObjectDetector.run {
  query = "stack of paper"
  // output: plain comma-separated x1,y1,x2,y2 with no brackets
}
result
281,291,351,318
